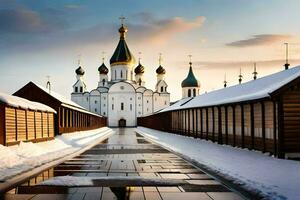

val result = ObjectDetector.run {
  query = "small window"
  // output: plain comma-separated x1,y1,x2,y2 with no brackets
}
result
95,100,97,104
147,108,149,112
188,89,191,97
165,101,167,105
147,100,149,103
165,86,167,91
80,86,83,93
121,103,124,110
103,97,106,100
130,104,132,111
130,98,132,100
193,88,196,97
139,104,141,106
121,70,123,78
112,104,114,110
86,97,89,101
160,86,163,92
75,87,78,93
115,70,117,79
95,108,97,112
103,104,106,107
103,112,106,115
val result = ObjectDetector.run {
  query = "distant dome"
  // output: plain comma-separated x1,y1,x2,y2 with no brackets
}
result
98,63,109,74
156,65,166,75
75,66,85,76
181,65,199,87
134,63,145,74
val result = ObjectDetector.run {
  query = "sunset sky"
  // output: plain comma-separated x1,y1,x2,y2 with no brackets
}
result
1,0,300,101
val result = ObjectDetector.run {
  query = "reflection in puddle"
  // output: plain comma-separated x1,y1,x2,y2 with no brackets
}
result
110,187,134,200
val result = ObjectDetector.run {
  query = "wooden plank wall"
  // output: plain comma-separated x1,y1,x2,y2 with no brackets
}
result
137,99,283,157
2,106,55,146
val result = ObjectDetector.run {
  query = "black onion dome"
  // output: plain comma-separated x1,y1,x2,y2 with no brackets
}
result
134,63,145,74
110,25,135,66
156,65,166,74
98,63,109,74
181,66,199,87
75,66,85,76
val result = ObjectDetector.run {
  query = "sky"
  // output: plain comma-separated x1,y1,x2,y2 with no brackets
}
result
1,0,300,101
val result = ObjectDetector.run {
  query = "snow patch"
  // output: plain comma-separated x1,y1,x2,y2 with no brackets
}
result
137,127,300,200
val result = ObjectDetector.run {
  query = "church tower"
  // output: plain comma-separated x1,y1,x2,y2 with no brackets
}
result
98,57,109,87
109,20,135,81
155,54,168,93
73,63,87,94
181,56,200,98
134,55,145,86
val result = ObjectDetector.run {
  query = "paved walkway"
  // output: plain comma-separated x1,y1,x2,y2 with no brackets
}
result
4,128,244,200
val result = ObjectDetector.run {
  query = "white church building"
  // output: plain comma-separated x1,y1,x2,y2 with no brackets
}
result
71,23,170,127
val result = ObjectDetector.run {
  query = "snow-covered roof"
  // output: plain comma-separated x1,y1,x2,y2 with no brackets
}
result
0,92,56,113
161,66,300,112
32,82,102,117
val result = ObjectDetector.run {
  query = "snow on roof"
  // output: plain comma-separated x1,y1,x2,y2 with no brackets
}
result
32,82,102,117
160,97,193,113
161,66,300,112
0,92,56,113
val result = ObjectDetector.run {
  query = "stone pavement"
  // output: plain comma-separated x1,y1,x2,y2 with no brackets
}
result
4,128,245,200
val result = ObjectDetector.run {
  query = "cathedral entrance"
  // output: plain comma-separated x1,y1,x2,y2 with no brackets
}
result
118,118,126,127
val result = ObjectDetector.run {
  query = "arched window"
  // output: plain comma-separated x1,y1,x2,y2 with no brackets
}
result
161,86,163,92
121,70,123,78
75,87,78,93
102,79,105,86
80,86,83,93
121,103,124,110
115,70,117,79
130,104,132,111
193,88,196,97
188,89,191,97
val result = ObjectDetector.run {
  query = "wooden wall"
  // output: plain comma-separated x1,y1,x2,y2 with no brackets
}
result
1,105,55,146
137,100,285,157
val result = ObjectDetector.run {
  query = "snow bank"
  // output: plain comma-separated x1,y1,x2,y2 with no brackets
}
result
0,92,56,113
0,127,114,181
137,127,300,200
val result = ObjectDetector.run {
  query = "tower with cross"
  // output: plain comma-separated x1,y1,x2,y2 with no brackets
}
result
181,55,200,98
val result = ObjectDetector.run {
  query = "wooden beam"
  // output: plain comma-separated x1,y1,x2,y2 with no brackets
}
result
261,102,266,153
232,105,236,147
218,106,222,144
0,104,5,145
195,109,198,138
273,101,277,156
206,108,209,140
200,108,203,139
250,103,255,149
241,104,245,148
225,106,228,144
277,99,284,158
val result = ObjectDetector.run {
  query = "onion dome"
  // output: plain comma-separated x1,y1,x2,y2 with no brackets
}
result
75,66,85,76
110,24,135,66
181,63,199,87
98,63,109,74
156,65,166,75
134,62,145,74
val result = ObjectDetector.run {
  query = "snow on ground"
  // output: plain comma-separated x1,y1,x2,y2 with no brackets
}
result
0,127,114,181
137,127,300,200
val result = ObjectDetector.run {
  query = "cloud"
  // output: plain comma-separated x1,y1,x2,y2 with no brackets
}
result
226,34,292,47
0,8,68,34
129,13,206,44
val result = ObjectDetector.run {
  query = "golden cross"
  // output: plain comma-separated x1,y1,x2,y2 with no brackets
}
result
119,16,125,25
159,53,162,65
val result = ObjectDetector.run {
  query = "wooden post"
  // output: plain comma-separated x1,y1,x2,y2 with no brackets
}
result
200,108,203,139
206,108,209,140
195,108,198,138
0,104,5,145
15,108,18,142
188,109,190,137
241,104,245,148
25,110,28,140
277,99,284,158
273,101,277,156
261,102,266,153
218,106,222,144
212,107,215,142
34,111,36,140
250,103,255,150
225,106,228,144
232,105,236,147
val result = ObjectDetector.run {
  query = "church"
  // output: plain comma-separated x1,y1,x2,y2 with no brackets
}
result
71,22,170,127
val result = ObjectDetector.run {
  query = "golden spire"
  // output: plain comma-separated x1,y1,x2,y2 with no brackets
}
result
224,73,227,88
238,68,243,84
159,53,162,66
253,62,258,80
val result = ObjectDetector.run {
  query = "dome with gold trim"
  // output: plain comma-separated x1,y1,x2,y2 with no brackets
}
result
98,63,109,74
75,66,85,76
110,24,135,66
156,65,166,75
134,62,145,74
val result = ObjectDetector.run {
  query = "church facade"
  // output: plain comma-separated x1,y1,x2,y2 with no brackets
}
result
71,23,170,127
